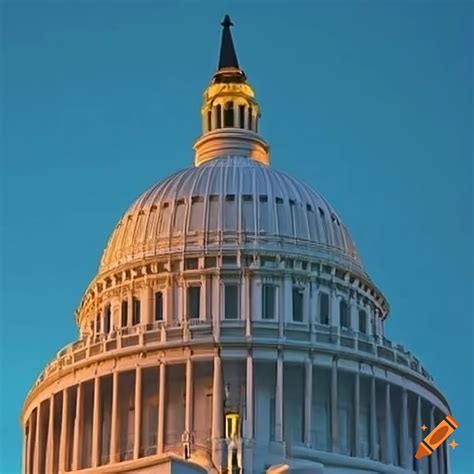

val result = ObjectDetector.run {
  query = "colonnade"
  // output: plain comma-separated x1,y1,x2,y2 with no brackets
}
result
23,353,448,474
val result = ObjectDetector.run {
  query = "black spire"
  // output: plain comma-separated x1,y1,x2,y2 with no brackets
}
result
218,15,239,69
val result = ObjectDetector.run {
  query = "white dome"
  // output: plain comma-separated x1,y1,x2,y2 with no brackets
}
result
100,156,361,273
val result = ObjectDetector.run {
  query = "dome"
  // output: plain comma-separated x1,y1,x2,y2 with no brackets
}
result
100,156,362,274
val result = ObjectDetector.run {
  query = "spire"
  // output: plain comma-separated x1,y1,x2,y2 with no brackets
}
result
218,15,239,69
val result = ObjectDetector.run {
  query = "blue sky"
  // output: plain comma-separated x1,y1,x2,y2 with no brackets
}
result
1,2,472,472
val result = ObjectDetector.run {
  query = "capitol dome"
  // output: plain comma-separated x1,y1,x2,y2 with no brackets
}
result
22,14,451,474
100,156,361,274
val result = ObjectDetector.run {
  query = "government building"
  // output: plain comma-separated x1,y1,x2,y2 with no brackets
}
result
22,15,452,474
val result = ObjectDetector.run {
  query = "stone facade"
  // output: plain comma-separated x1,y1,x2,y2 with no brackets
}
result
21,15,451,474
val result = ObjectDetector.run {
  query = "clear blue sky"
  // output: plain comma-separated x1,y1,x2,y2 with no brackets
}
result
1,2,472,472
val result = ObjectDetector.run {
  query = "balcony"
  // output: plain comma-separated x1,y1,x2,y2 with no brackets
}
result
26,319,433,403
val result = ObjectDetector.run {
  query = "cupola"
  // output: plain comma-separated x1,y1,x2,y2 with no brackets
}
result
194,15,270,167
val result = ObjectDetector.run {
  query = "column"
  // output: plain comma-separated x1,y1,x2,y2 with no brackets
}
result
185,357,193,434
349,297,358,331
45,394,55,472
250,276,262,321
330,358,338,452
415,395,422,474
365,305,373,337
438,431,446,473
370,375,377,460
157,363,166,454
91,377,101,467
303,282,310,324
304,357,313,447
199,275,207,321
58,388,69,473
245,352,254,439
400,388,409,468
353,371,360,457
165,282,173,324
429,407,439,474
242,272,251,337
142,286,153,325
330,290,340,328
275,353,284,443
72,383,83,470
127,293,133,327
26,419,33,474
33,404,42,474
110,372,118,463
212,275,221,339
22,425,27,474
133,366,143,459
283,275,292,324
384,382,393,464
211,355,224,469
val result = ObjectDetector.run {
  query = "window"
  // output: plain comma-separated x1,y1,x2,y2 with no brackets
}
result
216,105,222,128
132,297,141,325
207,110,212,131
224,101,234,127
121,300,128,327
95,314,101,334
262,284,276,320
154,292,163,321
224,285,239,319
103,305,111,333
340,300,349,328
185,257,199,270
204,256,217,268
222,255,237,265
319,293,329,325
187,286,200,319
292,287,304,322
239,105,245,128
248,106,253,130
189,197,204,231
359,309,367,334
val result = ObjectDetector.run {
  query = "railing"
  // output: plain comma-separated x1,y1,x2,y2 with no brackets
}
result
27,321,433,401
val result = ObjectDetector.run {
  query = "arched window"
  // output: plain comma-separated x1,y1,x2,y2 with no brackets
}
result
103,304,111,333
121,300,128,327
340,299,349,328
239,105,245,128
319,293,329,325
154,291,163,321
223,101,234,127
216,104,222,129
132,297,141,325
95,313,101,334
359,309,367,334
248,106,253,130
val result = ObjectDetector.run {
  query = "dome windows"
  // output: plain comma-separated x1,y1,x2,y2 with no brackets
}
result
262,284,276,320
359,309,367,334
132,297,141,326
187,286,201,320
292,287,304,322
154,292,163,321
340,299,349,328
319,293,330,325
224,284,239,319
121,300,128,328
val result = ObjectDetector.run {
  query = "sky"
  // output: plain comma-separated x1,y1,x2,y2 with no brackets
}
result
1,1,472,473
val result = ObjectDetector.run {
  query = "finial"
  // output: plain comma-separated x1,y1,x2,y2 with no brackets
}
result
218,14,239,69
221,14,233,28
